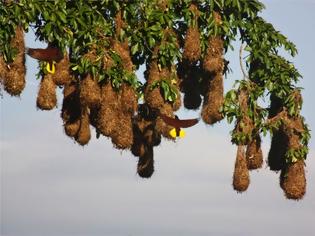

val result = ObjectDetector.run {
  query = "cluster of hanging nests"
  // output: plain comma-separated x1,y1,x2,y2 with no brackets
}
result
231,87,307,200
0,8,307,200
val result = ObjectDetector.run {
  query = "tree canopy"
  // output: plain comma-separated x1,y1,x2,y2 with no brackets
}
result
0,0,311,200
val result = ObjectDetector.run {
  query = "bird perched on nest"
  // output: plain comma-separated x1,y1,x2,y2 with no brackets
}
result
159,113,199,138
25,45,63,74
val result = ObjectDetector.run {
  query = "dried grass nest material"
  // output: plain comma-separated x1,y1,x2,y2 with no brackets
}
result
280,160,306,200
36,73,57,110
52,53,71,86
233,145,250,192
75,109,91,146
246,134,263,170
79,74,101,109
97,82,120,137
1,26,26,96
201,72,224,124
61,82,81,137
203,36,224,74
120,83,138,115
137,145,154,178
111,113,134,150
183,27,201,63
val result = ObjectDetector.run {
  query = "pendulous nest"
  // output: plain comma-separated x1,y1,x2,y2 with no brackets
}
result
75,108,91,146
203,36,224,74
183,27,201,63
137,145,154,178
280,160,306,200
37,73,57,110
61,81,81,137
97,82,120,137
1,26,26,96
201,72,224,124
233,145,250,192
52,53,71,86
246,134,263,170
79,74,101,109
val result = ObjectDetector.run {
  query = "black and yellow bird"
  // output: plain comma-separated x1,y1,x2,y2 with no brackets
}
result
26,45,63,74
159,113,199,138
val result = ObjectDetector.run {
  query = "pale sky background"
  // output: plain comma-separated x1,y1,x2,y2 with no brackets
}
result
1,1,315,236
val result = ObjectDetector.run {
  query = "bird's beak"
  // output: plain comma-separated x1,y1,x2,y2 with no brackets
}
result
46,61,56,74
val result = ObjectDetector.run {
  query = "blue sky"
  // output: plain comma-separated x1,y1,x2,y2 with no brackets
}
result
1,1,315,236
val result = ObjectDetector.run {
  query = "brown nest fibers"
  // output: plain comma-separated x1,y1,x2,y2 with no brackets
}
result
61,81,81,137
51,52,71,86
79,74,101,109
137,145,155,178
75,108,91,146
36,73,57,110
233,145,250,192
246,134,263,170
201,72,224,124
203,36,224,74
1,26,26,96
183,4,201,63
280,160,306,200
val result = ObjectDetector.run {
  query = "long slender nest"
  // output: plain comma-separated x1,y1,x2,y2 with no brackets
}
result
37,73,57,110
51,52,71,86
233,145,250,192
61,81,81,137
267,110,305,171
75,108,91,146
79,74,101,109
1,26,26,96
201,72,224,124
97,82,120,137
137,145,154,178
280,160,306,200
183,4,201,63
246,134,263,170
203,36,224,74
178,62,202,110
232,89,255,145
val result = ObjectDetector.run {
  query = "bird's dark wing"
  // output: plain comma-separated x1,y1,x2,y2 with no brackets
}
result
160,113,199,128
26,47,63,62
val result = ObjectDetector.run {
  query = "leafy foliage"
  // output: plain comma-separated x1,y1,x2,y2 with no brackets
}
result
0,0,310,166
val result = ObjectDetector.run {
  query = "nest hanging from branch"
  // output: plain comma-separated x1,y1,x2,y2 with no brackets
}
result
36,73,57,110
61,81,81,138
75,107,91,146
183,4,201,63
51,52,72,86
280,160,306,200
1,26,26,96
246,134,263,170
79,74,102,109
233,145,250,192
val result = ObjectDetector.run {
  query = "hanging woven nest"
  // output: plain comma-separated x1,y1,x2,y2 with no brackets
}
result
97,82,120,137
61,81,81,137
120,83,138,115
203,36,224,74
183,4,201,63
233,145,250,192
111,113,134,150
51,52,72,86
280,160,306,200
137,145,154,178
201,72,224,124
36,73,57,110
1,26,26,96
246,134,263,170
75,108,91,146
79,74,101,109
